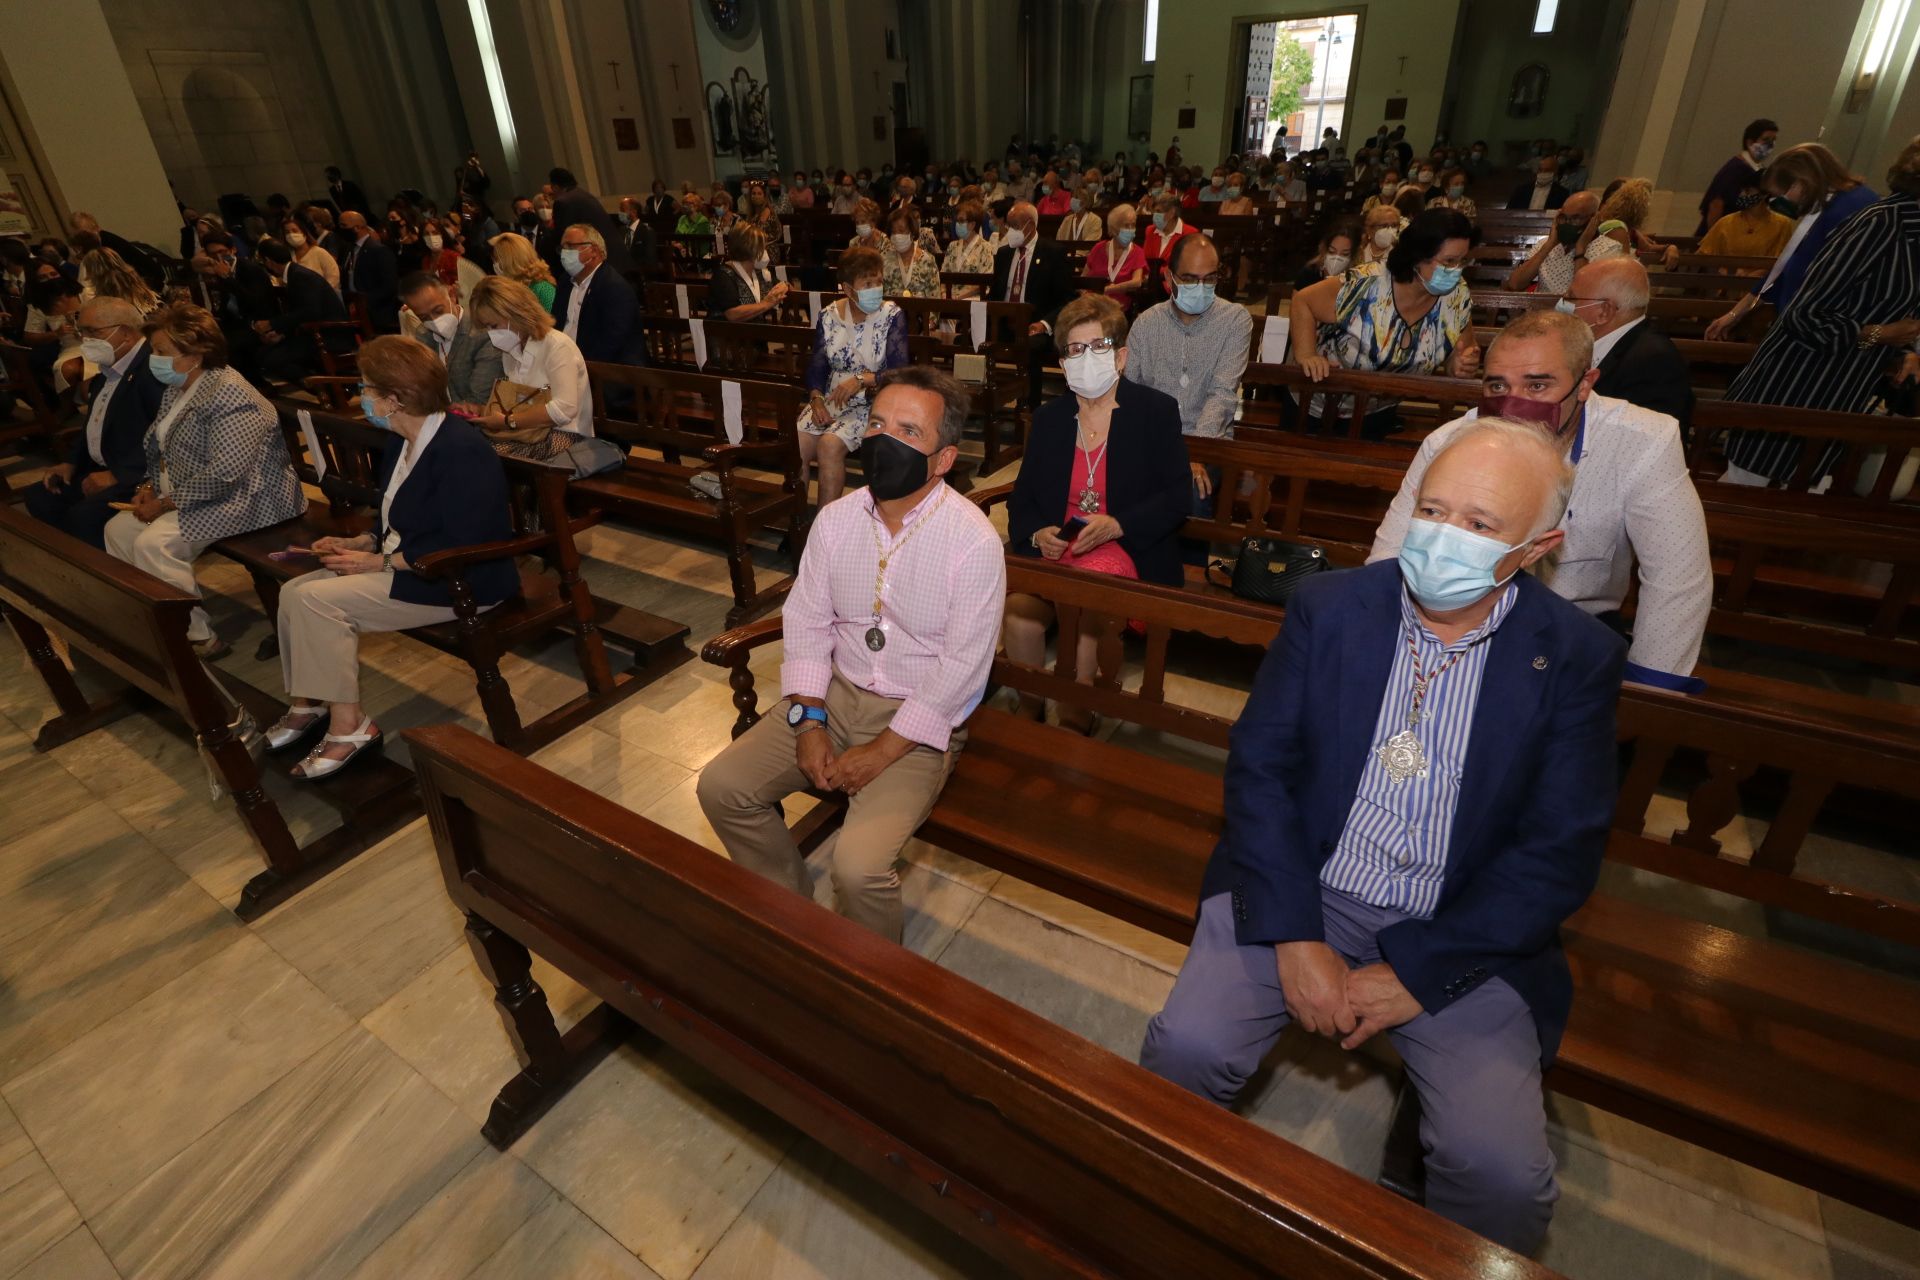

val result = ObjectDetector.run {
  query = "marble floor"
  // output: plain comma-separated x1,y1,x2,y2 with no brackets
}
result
2,443,1919,1279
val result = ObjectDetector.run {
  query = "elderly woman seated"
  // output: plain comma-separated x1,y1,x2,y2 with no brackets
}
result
800,245,909,508
265,336,517,779
1003,294,1189,733
103,302,305,659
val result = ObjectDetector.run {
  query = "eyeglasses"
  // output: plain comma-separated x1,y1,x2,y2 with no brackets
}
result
1170,272,1223,287
1062,337,1118,358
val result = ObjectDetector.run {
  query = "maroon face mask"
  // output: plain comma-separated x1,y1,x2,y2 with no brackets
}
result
1478,385,1579,434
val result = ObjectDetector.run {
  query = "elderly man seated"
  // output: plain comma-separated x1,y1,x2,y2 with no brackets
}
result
1562,257,1694,436
1141,419,1626,1256
1368,309,1711,693
1504,189,1599,294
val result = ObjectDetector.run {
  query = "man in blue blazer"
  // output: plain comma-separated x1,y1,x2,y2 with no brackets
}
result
338,211,400,333
1141,420,1625,1256
553,223,644,415
25,298,163,546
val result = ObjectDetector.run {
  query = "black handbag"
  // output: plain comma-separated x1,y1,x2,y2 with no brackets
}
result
1209,537,1334,606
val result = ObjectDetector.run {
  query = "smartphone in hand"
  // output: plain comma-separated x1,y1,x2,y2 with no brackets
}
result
1056,516,1089,546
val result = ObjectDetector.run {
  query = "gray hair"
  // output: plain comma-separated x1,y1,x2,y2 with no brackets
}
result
563,222,606,251
80,296,143,329
1580,257,1651,316
1489,309,1595,380
1438,418,1576,538
874,365,969,450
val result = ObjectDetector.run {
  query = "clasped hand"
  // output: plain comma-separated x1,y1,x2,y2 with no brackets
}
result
1276,942,1422,1051
795,726,904,795
312,534,382,575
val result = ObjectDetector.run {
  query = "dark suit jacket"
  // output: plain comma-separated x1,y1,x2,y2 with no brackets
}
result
344,235,400,332
1594,319,1694,438
375,416,518,608
552,187,632,273
990,240,1074,330
624,219,660,272
1202,561,1625,1061
551,266,646,366
270,262,351,359
70,341,164,485
328,179,369,216
1505,181,1568,211
1009,377,1191,586
706,262,776,319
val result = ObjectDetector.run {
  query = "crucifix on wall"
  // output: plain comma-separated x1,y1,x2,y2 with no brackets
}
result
607,60,622,91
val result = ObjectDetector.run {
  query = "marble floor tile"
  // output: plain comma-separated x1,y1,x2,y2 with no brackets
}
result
984,874,1190,975
800,835,986,960
0,1096,84,1279
896,835,1003,894
1820,1198,1920,1280
933,895,1173,1060
91,1027,484,1280
361,942,601,1129
5,1227,118,1280
252,820,463,1017
5,932,351,1219
466,1194,666,1280
347,1148,556,1280
639,773,729,856
602,669,753,773
690,1140,1000,1280
0,830,237,1082
1537,1141,1716,1279
530,724,694,815
1232,1034,1400,1176
0,748,96,840
510,1039,794,1280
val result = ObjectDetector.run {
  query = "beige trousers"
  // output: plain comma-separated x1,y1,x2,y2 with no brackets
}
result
277,569,461,705
696,673,966,943
104,510,216,642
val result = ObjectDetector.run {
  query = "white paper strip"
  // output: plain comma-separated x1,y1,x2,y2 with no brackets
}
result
969,299,988,351
780,224,792,245
808,290,823,324
773,264,789,285
1261,315,1291,365
720,379,744,444
688,317,709,369
296,409,327,480
675,284,691,318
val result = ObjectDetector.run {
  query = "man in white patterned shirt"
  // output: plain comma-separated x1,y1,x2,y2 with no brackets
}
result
1368,309,1712,691
698,367,1005,942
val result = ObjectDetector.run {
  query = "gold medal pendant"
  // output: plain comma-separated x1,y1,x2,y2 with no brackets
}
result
1376,729,1428,784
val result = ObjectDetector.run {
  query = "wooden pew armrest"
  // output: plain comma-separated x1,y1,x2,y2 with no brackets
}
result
410,532,554,581
970,482,1015,514
702,440,792,472
701,616,786,736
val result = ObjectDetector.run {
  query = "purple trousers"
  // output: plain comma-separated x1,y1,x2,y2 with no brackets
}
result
1140,888,1557,1256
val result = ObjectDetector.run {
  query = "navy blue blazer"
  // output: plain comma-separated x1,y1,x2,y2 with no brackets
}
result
345,235,400,332
1202,560,1626,1061
1009,377,1191,586
71,342,165,486
375,416,519,608
551,266,646,367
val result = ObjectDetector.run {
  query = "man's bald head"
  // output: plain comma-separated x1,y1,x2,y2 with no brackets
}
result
1007,201,1038,236
1572,257,1650,337
340,211,368,235
1422,419,1572,548
1561,190,1600,222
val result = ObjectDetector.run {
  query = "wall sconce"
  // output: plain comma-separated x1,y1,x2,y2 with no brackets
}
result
1848,0,1911,112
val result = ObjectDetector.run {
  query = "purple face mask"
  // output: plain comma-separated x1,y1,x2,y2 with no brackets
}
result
1479,385,1579,434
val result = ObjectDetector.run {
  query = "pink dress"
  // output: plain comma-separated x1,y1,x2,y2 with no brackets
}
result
1060,440,1138,581
1086,239,1147,312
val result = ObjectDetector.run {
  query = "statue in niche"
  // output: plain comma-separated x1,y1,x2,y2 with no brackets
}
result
734,67,771,158
1507,63,1549,118
708,82,736,153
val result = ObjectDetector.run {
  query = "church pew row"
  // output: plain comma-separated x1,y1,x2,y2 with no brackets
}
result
700,557,1920,1226
0,503,417,919
405,720,1549,1280
576,362,811,625
216,405,692,756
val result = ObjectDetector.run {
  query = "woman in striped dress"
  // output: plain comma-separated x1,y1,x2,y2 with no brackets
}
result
1719,139,1920,488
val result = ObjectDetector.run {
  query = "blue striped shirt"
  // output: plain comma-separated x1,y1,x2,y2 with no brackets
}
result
1320,582,1518,918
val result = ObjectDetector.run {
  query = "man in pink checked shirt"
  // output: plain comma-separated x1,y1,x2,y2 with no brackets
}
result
698,366,1006,942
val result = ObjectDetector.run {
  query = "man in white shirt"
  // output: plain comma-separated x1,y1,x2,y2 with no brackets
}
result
25,298,163,546
1368,309,1712,691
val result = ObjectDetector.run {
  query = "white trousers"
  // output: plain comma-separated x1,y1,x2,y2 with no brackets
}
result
103,510,215,641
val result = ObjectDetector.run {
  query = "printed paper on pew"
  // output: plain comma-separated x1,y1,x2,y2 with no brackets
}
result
675,284,691,319
808,291,822,324
1261,315,1291,365
970,300,988,351
689,317,709,370
720,379,744,445
296,409,327,481
773,265,788,285
780,225,792,245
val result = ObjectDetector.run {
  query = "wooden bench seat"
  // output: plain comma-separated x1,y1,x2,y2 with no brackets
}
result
406,720,1543,1279
701,557,1920,1226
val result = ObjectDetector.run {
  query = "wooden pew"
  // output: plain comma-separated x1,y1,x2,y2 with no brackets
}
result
0,503,416,918
407,720,1544,1279
211,405,692,754
702,558,1920,1225
574,362,809,625
0,340,62,448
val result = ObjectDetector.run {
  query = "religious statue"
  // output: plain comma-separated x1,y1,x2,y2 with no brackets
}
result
708,82,736,153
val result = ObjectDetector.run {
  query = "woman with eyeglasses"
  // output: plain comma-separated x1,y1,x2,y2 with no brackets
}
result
1003,294,1189,733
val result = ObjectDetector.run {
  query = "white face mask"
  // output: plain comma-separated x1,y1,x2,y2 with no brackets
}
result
755,253,770,269
854,223,872,239
486,327,520,352
424,234,443,250
537,207,553,222
1322,253,1351,273
1006,227,1028,249
1373,227,1397,248
1062,347,1119,399
286,231,306,247
80,336,118,366
890,232,913,253
429,311,460,340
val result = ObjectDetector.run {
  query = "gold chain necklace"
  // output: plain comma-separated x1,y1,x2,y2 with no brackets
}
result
864,487,944,652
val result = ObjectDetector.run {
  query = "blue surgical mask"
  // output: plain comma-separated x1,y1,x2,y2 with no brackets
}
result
360,392,391,428
1398,518,1527,612
1173,280,1215,315
148,353,189,386
1554,296,1579,315
1153,212,1169,231
1070,197,1083,213
1423,263,1463,296
954,220,971,238
854,285,884,312
560,248,584,276
1116,228,1135,246
1224,186,1241,199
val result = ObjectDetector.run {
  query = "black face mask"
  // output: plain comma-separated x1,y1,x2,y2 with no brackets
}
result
863,432,934,500
1555,221,1581,246
1768,195,1802,218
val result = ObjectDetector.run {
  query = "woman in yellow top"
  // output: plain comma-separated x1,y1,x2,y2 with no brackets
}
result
487,231,558,312
1699,177,1796,262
